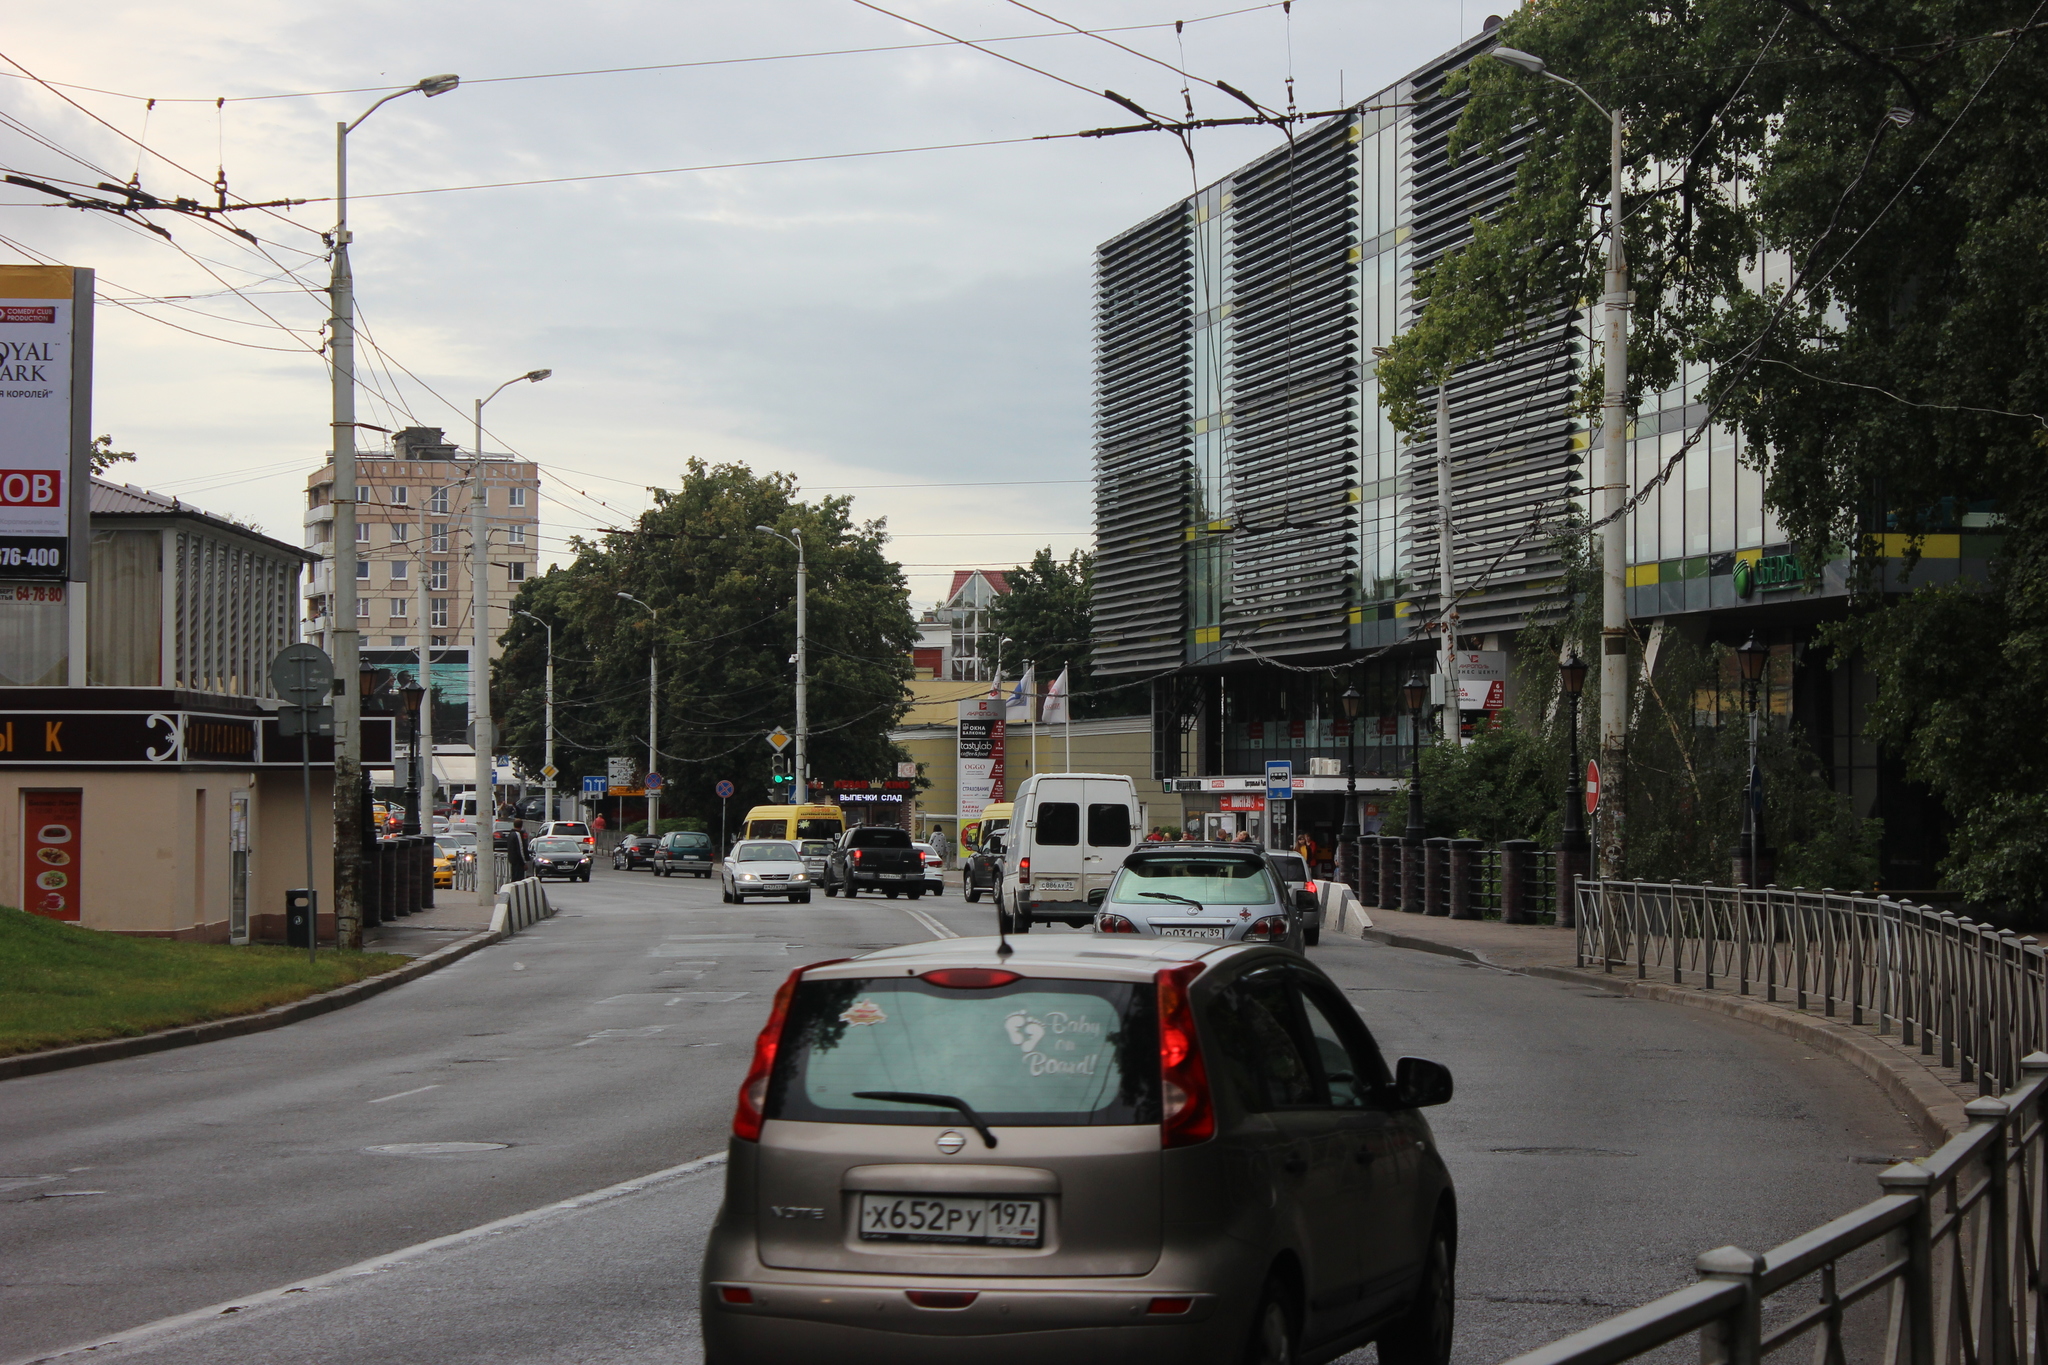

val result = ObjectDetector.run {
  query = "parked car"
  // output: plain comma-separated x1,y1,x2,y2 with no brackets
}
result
612,834,661,871
962,828,1005,903
912,841,946,895
998,772,1139,931
530,835,592,882
432,833,475,888
652,829,717,878
797,838,834,882
1090,843,1305,952
720,840,813,904
700,934,1457,1365
822,825,925,899
1265,850,1324,947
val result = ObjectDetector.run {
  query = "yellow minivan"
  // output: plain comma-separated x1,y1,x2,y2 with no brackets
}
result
741,804,846,843
958,800,1013,854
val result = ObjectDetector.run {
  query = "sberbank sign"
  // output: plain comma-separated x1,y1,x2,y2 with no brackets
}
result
1733,553,1803,597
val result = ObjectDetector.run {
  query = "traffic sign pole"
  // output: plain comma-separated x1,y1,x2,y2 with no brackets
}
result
271,644,334,964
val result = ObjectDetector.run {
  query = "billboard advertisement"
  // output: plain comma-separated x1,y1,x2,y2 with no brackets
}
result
0,265,90,582
957,696,1006,819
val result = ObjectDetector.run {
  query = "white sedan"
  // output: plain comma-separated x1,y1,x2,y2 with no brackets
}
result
720,840,814,904
912,841,946,895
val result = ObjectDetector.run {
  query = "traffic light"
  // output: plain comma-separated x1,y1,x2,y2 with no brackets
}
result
770,752,792,792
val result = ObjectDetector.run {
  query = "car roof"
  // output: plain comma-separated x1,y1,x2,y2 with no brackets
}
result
802,934,1272,984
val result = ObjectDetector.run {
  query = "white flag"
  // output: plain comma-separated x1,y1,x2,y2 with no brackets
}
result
1006,665,1037,722
1040,665,1071,724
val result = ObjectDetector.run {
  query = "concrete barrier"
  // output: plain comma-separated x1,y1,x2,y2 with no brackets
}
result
1319,880,1373,937
490,877,554,936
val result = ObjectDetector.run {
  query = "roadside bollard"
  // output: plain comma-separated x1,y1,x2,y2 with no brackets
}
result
1401,837,1425,914
1499,839,1534,924
1449,839,1482,920
1423,837,1449,917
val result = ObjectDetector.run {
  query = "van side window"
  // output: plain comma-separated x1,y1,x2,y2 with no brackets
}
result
1035,802,1080,846
746,820,783,839
1086,803,1131,847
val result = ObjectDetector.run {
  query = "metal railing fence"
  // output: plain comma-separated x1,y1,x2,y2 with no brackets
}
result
1357,835,1561,924
451,851,512,893
1506,1053,2048,1365
1577,881,2046,1098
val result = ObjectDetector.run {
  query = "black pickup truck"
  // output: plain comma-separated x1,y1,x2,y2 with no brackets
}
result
823,826,927,899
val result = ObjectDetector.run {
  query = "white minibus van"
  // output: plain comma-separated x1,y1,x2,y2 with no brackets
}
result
997,773,1138,932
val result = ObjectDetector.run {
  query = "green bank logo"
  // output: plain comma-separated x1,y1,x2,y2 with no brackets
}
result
1734,553,1802,597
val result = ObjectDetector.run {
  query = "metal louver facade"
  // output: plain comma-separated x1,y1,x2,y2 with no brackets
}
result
1399,47,1585,641
1091,204,1192,676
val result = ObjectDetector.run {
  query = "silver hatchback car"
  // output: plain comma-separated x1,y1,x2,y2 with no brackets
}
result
1094,844,1305,953
701,935,1456,1365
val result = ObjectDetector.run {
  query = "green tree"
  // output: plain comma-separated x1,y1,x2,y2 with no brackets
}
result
89,435,135,476
1379,0,2048,903
980,547,1141,718
491,460,917,827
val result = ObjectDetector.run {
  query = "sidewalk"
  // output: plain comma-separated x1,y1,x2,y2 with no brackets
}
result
363,896,494,958
1354,905,1976,1146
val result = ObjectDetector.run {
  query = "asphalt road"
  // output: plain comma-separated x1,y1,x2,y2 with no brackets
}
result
0,867,1925,1364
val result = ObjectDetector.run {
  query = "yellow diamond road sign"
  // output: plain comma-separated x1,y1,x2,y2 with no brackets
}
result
540,764,558,779
766,728,792,752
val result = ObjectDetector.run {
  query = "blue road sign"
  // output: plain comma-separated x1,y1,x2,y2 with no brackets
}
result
644,771,665,791
581,775,606,798
1265,759,1294,801
715,779,735,799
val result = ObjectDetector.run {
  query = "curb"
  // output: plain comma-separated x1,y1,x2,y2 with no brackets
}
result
0,929,503,1084
1356,923,1970,1148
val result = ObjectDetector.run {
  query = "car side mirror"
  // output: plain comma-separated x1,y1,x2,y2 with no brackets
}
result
1388,1056,1453,1109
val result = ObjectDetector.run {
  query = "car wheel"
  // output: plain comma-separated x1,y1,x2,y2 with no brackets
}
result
720,884,733,904
823,880,838,898
965,884,981,903
1012,910,1032,934
908,888,924,899
884,889,899,899
1378,1220,1455,1365
1303,924,1321,947
1240,1272,1297,1365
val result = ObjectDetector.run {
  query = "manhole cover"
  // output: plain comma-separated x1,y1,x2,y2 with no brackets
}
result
363,1142,510,1156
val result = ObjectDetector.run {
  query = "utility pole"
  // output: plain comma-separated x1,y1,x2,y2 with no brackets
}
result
327,73,458,947
471,368,549,901
617,592,661,830
1436,379,1460,745
516,610,554,822
756,526,808,803
415,474,431,811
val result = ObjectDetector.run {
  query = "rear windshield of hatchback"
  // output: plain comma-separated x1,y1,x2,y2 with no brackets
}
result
769,976,1159,1128
532,838,584,854
1109,856,1276,906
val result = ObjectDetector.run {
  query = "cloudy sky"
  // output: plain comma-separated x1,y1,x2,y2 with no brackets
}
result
3,0,1502,607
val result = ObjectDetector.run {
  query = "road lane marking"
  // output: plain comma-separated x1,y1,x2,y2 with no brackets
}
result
366,1084,441,1104
900,904,958,939
1,1150,729,1365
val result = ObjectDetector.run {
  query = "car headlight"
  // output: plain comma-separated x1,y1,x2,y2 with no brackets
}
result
741,872,759,881
789,874,808,882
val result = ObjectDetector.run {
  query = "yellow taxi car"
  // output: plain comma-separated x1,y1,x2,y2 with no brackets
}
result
433,835,475,889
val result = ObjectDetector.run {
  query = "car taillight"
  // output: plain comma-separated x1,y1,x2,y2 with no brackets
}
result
1098,914,1138,934
852,848,863,864
732,967,800,1142
921,967,1021,988
1304,880,1318,895
718,1286,753,1305
1147,1297,1194,1315
1245,915,1290,942
1018,855,1031,886
1156,961,1213,1148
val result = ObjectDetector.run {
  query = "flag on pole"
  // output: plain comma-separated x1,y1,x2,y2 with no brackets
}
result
1006,665,1037,722
987,673,1006,701
1041,665,1071,724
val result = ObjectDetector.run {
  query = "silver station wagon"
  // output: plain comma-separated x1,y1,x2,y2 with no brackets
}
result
701,935,1456,1365
1095,845,1306,953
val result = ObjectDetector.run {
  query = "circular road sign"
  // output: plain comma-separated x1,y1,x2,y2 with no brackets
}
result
1585,759,1602,816
715,779,735,799
644,771,665,791
269,643,334,703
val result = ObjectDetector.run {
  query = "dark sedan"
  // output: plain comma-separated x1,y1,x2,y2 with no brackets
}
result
963,829,1005,902
611,834,660,871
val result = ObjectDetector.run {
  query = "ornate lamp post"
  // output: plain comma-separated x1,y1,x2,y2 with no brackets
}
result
1401,673,1429,914
1339,683,1362,893
1556,652,1589,926
1736,635,1770,886
400,680,426,837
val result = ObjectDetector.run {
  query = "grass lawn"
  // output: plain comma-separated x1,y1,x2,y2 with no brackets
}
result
0,907,409,1057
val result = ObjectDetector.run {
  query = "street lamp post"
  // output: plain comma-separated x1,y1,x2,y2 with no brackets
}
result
1401,673,1429,915
1491,45,1631,877
470,368,549,906
1737,636,1770,887
756,527,808,803
328,70,459,948
617,593,661,830
1339,684,1362,895
1556,652,1589,927
515,610,554,823
400,680,426,837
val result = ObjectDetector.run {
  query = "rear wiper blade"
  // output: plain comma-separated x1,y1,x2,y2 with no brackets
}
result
1140,891,1206,913
853,1090,998,1148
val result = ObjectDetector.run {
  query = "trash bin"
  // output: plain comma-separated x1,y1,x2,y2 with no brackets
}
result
286,888,315,947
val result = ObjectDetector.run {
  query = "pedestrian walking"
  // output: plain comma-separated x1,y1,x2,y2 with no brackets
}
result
592,813,607,834
505,821,528,880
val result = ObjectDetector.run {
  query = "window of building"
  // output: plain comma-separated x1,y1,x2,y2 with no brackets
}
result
391,560,408,580
390,598,408,618
393,486,409,505
509,487,528,508
358,486,371,503
430,599,449,627
507,524,526,545
430,524,448,552
390,635,408,646
390,522,408,542
508,561,528,583
430,488,449,515
431,634,447,646
356,522,370,542
356,598,370,618
356,561,370,580
429,561,448,590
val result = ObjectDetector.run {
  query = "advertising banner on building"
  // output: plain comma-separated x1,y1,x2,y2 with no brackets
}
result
957,696,1006,818
1450,650,1508,709
22,788,81,921
0,265,90,582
